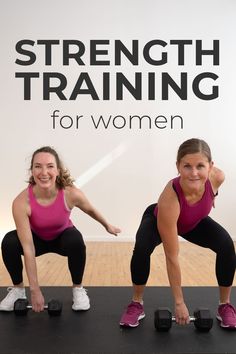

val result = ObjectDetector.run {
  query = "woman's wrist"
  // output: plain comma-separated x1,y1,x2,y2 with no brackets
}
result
175,300,185,306
30,285,40,293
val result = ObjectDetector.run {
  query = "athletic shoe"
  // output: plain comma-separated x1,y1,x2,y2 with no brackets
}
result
217,303,236,328
0,287,27,311
72,287,90,311
120,301,145,327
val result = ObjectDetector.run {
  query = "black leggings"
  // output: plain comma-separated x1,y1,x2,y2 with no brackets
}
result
1,227,86,285
131,204,236,287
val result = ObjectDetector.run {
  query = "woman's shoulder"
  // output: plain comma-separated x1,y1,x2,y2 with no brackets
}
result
64,184,84,207
157,180,180,222
12,188,30,216
209,166,225,191
158,179,178,204
13,188,29,204
64,184,80,195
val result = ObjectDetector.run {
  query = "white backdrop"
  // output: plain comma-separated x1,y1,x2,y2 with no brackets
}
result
1,0,236,241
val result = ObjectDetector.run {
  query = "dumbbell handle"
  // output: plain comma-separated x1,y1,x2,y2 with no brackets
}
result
172,316,196,322
26,304,49,309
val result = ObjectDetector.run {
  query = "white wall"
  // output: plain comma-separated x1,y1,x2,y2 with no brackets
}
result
1,0,236,241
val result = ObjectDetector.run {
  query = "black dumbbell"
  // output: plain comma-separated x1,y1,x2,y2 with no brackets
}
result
154,307,213,332
14,298,63,316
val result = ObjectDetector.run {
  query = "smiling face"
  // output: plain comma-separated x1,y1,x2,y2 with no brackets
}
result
31,152,60,190
177,152,213,192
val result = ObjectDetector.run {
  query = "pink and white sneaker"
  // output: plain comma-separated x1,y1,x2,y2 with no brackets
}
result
217,303,236,329
120,301,145,327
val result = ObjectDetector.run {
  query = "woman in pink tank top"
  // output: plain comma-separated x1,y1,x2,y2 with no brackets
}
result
120,138,236,329
0,146,121,313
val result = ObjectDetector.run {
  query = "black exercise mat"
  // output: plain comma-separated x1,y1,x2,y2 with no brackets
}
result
0,287,235,354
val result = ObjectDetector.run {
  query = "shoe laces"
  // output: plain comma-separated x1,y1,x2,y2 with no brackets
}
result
220,303,236,316
126,302,141,314
6,287,14,293
73,287,87,299
3,287,18,303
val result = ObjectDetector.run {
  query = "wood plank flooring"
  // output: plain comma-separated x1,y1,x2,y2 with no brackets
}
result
0,242,235,286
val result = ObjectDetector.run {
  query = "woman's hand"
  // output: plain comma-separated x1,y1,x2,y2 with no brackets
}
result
30,288,45,312
106,224,121,236
175,302,190,325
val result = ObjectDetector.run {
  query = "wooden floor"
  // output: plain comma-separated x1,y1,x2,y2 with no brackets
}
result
0,242,236,287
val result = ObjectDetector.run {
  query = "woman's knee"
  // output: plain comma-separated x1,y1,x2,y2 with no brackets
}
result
132,244,152,260
217,234,235,257
1,230,22,254
133,227,159,258
61,228,86,254
69,236,86,253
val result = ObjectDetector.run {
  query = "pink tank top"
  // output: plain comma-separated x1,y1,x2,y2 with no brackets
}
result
154,176,215,235
28,185,73,240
